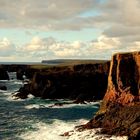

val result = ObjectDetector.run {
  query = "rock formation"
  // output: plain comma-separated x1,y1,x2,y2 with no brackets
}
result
101,51,140,110
17,62,110,101
81,51,140,139
0,86,7,90
0,68,9,80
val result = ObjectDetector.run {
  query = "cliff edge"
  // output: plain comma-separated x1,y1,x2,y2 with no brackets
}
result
101,51,140,112
16,62,110,101
82,51,140,139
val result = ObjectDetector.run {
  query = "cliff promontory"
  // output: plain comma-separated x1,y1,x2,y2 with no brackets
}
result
82,51,140,139
17,61,110,101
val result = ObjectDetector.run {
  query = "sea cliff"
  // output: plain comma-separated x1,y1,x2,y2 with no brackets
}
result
0,67,9,80
16,61,110,102
29,62,110,101
82,51,140,139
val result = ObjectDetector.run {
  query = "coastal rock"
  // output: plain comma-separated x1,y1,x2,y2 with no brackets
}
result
0,86,7,90
82,51,140,139
28,62,110,101
0,64,41,80
100,51,140,112
0,68,9,80
16,69,25,80
12,84,30,99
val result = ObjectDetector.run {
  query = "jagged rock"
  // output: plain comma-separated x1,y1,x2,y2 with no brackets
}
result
0,64,42,80
29,62,110,101
82,51,140,139
100,51,140,112
0,86,7,90
12,84,30,99
16,69,24,80
0,69,9,80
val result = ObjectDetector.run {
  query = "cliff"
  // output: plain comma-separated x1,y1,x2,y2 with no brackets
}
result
100,51,140,112
81,51,140,139
0,68,9,80
0,64,47,80
18,62,110,101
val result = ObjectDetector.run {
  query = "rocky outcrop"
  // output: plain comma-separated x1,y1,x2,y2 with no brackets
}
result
81,51,140,139
18,62,110,101
100,51,140,112
0,68,9,80
0,86,7,90
0,64,44,80
12,84,30,99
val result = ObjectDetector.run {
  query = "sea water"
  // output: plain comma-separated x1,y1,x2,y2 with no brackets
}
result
0,72,128,140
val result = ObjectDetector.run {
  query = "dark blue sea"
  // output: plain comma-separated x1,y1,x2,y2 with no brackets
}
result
0,72,127,140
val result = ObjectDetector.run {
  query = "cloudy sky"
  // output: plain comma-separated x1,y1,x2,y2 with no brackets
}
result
0,0,140,62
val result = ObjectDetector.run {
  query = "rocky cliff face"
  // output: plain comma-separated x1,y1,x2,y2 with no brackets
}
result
82,51,140,139
0,68,9,80
0,68,9,90
100,51,140,112
23,62,110,102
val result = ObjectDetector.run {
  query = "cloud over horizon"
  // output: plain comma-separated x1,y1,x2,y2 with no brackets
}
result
0,0,140,61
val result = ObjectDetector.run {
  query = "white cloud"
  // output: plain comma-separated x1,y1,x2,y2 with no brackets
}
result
17,36,126,60
91,35,121,50
128,41,140,52
0,38,15,57
0,0,140,61
1,34,139,61
23,37,45,51
0,0,99,30
0,0,140,33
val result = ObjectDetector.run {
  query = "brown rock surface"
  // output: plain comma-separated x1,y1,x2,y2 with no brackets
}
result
81,51,140,139
100,51,140,112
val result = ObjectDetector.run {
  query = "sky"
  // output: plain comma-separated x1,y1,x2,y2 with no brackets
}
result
0,0,140,62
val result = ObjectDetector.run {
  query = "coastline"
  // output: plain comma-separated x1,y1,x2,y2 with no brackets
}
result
0,51,140,139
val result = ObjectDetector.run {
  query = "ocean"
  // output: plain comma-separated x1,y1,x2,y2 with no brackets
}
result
0,72,127,140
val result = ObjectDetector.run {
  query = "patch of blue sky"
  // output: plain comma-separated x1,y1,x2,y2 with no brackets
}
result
37,28,101,42
79,10,100,18
0,29,32,45
0,28,102,45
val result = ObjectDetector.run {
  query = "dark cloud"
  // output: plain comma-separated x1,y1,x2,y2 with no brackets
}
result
103,25,140,38
0,0,99,30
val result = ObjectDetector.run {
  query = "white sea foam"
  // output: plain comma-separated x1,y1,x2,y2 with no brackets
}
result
25,104,47,109
19,119,128,140
24,101,100,110
0,78,128,140
13,80,23,85
49,103,99,109
0,89,7,93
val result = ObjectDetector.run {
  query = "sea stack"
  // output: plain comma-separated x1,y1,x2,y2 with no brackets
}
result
101,51,140,111
0,68,9,80
83,51,140,139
